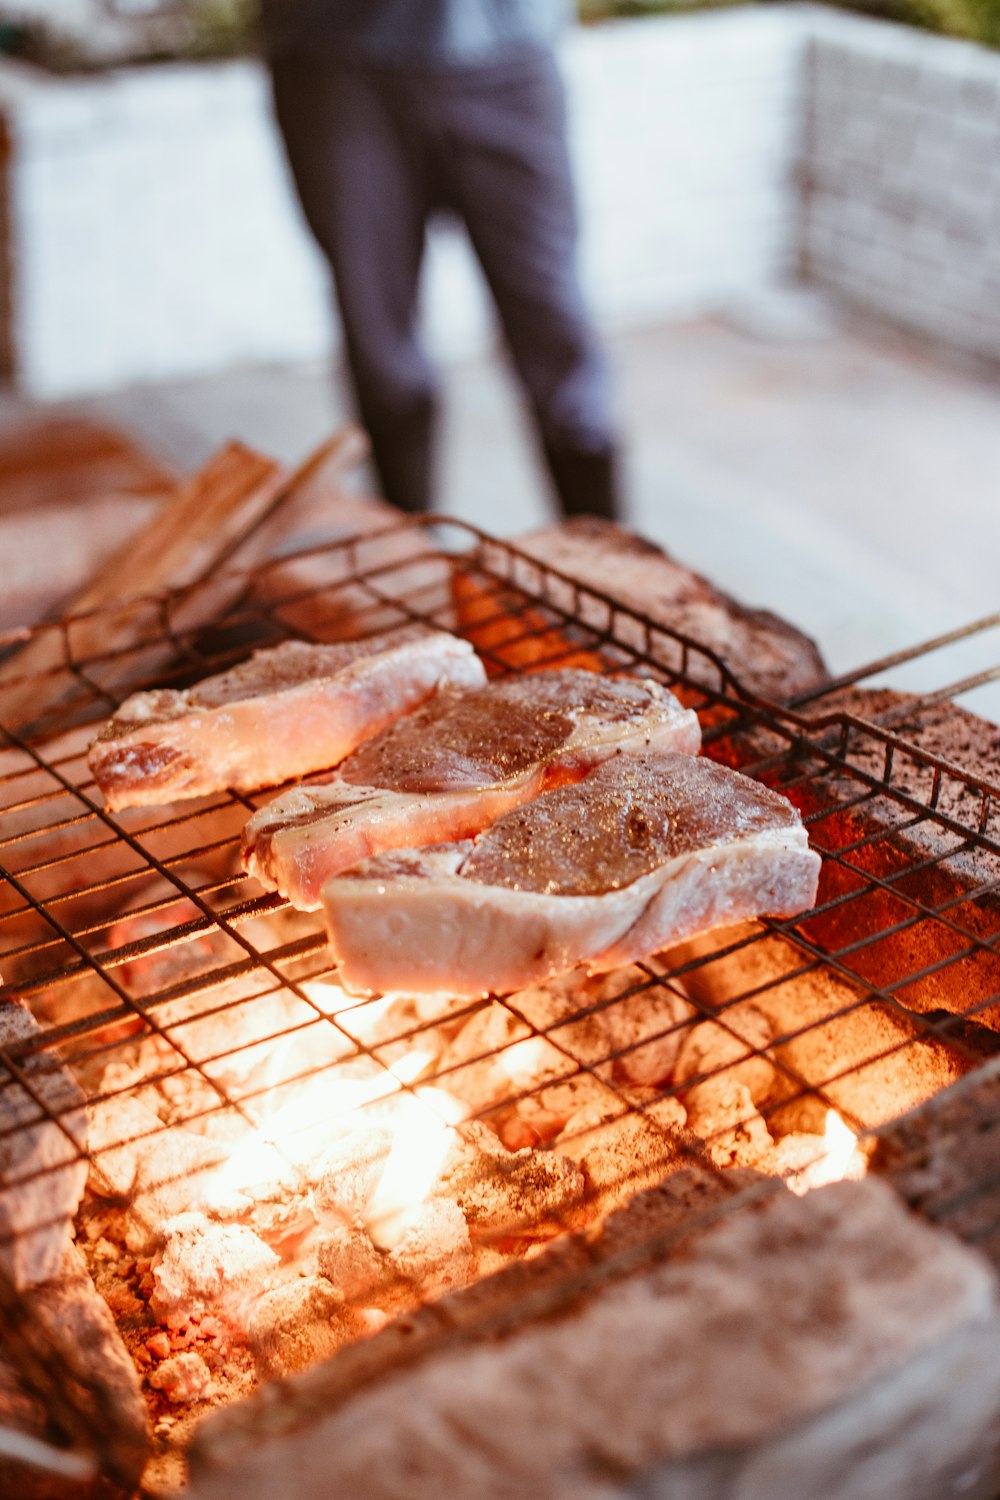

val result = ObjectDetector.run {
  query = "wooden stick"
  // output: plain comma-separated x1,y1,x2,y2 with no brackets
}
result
0,442,282,726
191,424,370,584
82,442,281,607
0,429,370,731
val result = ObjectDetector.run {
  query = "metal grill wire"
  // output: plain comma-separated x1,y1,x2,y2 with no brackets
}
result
1,517,1000,1454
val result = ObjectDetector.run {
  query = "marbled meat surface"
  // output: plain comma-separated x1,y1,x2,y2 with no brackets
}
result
321,752,820,995
242,671,701,909
88,626,485,811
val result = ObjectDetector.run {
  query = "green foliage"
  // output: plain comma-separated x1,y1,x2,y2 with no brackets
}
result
185,0,259,59
835,0,1000,44
578,0,738,16
578,0,1000,42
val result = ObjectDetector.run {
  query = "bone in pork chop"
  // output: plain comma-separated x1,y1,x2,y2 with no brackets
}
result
321,752,821,996
242,671,701,909
89,626,485,811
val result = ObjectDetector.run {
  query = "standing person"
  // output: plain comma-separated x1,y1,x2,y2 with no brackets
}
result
261,0,621,520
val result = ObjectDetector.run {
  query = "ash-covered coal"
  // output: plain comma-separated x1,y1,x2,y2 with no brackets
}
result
74,952,892,1450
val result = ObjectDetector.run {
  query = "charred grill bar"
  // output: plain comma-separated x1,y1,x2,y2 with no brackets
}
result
1,516,1000,1495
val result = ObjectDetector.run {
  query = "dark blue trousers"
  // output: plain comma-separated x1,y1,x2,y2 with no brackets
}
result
270,48,618,516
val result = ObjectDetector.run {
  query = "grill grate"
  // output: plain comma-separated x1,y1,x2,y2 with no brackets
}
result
1,516,1000,1476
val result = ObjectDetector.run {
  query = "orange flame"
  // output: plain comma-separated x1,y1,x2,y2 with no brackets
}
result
787,1110,867,1196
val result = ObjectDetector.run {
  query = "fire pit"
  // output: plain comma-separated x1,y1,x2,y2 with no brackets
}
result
1,513,999,1497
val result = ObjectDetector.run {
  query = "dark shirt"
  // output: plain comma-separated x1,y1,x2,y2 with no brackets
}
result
261,0,571,65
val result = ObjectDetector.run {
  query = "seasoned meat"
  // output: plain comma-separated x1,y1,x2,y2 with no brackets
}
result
321,753,821,996
88,626,485,811
242,671,701,909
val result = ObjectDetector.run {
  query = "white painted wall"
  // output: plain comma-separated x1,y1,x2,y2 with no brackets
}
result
4,58,335,395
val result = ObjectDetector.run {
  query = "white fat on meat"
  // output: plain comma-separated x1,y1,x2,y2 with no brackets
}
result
321,753,821,997
243,670,701,909
89,625,485,811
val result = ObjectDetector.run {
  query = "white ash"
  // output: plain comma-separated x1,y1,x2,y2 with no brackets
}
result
511,966,694,1090
317,1225,387,1304
766,1130,867,1193
96,897,326,1094
149,1350,215,1405
684,1076,775,1169
88,1090,239,1252
436,1003,568,1123
128,1128,232,1254
87,1092,164,1198
314,1126,392,1228
81,952,715,1376
327,988,458,1049
90,1044,406,1245
97,1041,230,1146
385,1199,474,1300
317,1200,475,1311
496,1073,625,1150
240,1195,320,1261
311,1121,583,1308
405,988,492,1029
0,997,88,1289
439,1127,586,1242
439,1118,511,1174
247,1277,354,1379
438,969,692,1137
175,989,352,1095
673,1000,776,1103
150,1217,281,1328
557,1091,693,1213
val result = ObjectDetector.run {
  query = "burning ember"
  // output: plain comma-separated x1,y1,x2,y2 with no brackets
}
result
200,1049,443,1208
82,971,596,1417
777,1110,869,1196
72,892,891,1471
85,966,871,1394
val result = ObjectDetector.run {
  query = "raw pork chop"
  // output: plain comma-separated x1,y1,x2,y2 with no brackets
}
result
242,671,701,909
89,626,485,811
321,752,821,996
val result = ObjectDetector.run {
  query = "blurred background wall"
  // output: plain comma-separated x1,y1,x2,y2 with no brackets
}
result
0,4,996,397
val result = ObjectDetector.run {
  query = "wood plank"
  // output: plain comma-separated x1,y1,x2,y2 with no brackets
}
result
0,442,283,728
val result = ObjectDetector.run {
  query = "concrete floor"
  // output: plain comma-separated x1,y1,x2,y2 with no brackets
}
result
34,290,1000,719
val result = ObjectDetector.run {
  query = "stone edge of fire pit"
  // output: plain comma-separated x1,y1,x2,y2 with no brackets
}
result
781,685,1000,1031
870,1054,1000,1269
798,685,1000,795
0,1245,150,1500
186,1176,1000,1500
515,517,829,702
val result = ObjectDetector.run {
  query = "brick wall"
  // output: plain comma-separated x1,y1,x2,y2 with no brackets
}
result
800,8,1000,364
